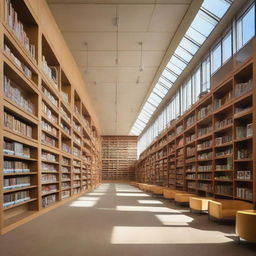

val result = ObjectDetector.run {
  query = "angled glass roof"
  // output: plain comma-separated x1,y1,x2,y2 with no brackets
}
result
130,0,233,136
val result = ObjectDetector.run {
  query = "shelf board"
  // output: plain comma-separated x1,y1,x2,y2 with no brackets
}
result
3,185,37,194
3,154,37,161
4,172,37,176
3,198,37,211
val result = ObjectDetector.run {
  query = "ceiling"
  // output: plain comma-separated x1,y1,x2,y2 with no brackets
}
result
47,0,193,135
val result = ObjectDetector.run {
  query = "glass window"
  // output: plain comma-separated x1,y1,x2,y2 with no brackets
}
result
186,26,207,45
192,67,201,103
202,55,210,92
242,5,255,45
222,30,232,63
190,10,217,38
237,5,255,50
159,76,173,89
179,37,199,55
162,69,178,83
170,55,187,70
166,61,183,75
174,46,193,63
202,0,231,19
211,42,222,73
144,102,156,114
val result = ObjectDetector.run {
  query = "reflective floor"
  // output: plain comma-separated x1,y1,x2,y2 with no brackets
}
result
0,183,256,256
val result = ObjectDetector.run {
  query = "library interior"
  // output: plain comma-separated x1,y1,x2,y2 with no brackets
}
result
0,0,256,255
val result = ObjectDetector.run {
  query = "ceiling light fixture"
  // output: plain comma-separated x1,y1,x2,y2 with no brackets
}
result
84,42,88,73
136,76,140,84
139,42,144,72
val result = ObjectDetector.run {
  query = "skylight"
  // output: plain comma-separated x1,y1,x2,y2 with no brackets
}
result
130,0,233,136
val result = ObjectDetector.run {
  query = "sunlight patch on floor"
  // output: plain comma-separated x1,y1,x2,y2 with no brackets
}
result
138,200,163,205
116,206,180,213
111,226,233,244
155,214,193,226
69,200,97,207
116,193,150,197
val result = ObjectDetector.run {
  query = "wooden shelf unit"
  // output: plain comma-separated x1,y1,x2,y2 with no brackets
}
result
0,0,101,234
136,43,256,207
102,136,137,181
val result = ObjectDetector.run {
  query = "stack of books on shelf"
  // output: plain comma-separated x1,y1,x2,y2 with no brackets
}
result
198,125,212,137
42,86,58,107
198,151,213,160
4,111,33,138
42,120,57,136
42,184,57,195
4,161,30,174
4,141,30,157
4,190,30,208
215,184,232,195
5,0,36,58
197,103,212,119
215,118,233,129
60,106,71,122
42,151,57,162
237,170,251,180
4,44,32,78
42,102,58,124
215,135,232,145
197,139,212,150
42,194,56,208
198,165,212,172
214,91,232,109
4,176,30,190
60,121,70,135
61,91,69,103
62,190,70,199
186,115,195,128
41,132,57,147
4,76,35,114
216,148,233,157
176,124,183,134
216,159,233,170
42,174,57,183
236,124,253,138
42,163,57,172
237,149,252,159
62,143,71,154
235,80,252,97
42,56,58,86
236,187,253,200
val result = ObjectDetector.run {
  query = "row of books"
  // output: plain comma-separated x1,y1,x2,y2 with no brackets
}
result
215,117,232,130
235,80,252,98
198,182,213,192
216,162,233,170
198,125,212,137
74,135,82,146
42,194,56,208
186,115,196,128
4,44,32,79
197,103,212,119
215,135,232,146
4,111,33,138
5,0,36,59
4,75,35,115
42,174,57,183
4,176,30,190
42,56,58,86
198,165,212,171
42,119,58,136
215,175,232,181
186,165,196,173
42,151,57,162
42,163,57,173
62,157,70,166
4,190,31,208
176,124,183,134
186,173,196,179
198,151,213,160
4,141,30,157
213,91,232,109
236,124,253,139
236,187,253,200
60,121,70,135
186,146,195,156
73,147,81,157
61,166,70,173
42,184,57,195
73,167,81,173
42,132,57,147
215,184,232,195
186,133,196,143
62,190,70,199
198,173,212,179
62,142,71,154
60,106,71,122
42,86,58,107
216,147,233,157
42,101,58,124
237,149,252,159
197,139,212,150
61,91,69,103
237,170,251,180
4,160,30,174
62,173,70,180
73,121,82,133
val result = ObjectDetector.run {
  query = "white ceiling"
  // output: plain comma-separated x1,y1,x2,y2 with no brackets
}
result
47,0,192,135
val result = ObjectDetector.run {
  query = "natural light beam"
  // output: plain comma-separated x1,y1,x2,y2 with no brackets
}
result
116,193,150,197
116,206,180,213
155,214,194,226
138,200,163,205
69,200,97,207
111,226,233,244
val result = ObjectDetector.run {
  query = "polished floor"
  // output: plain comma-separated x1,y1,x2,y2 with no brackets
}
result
0,183,256,256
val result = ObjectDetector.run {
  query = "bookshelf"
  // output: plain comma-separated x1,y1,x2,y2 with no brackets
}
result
136,39,256,208
0,0,101,235
102,136,137,181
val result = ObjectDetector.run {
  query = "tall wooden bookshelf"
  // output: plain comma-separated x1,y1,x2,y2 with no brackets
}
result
102,136,137,181
136,38,256,209
0,0,101,234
